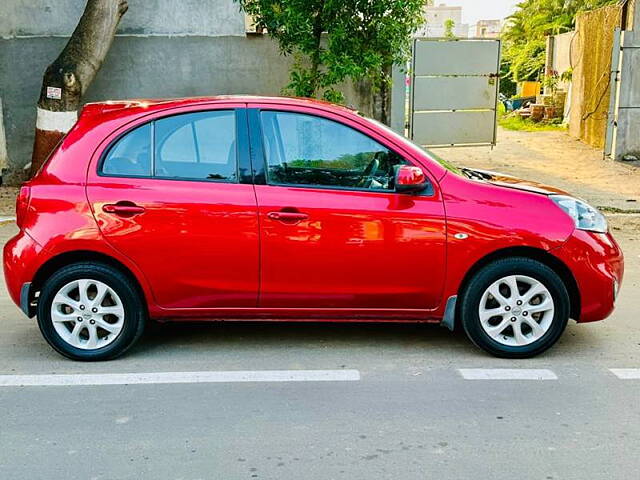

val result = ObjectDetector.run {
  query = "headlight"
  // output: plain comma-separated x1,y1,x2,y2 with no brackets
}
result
550,195,608,233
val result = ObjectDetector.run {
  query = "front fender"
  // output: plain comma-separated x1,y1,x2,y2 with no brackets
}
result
436,173,576,317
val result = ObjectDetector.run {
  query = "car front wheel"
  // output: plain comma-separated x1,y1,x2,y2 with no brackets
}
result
37,262,146,361
459,257,570,358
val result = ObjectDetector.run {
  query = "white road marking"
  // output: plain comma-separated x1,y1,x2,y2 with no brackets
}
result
0,216,15,224
0,369,361,387
610,369,640,380
458,369,558,380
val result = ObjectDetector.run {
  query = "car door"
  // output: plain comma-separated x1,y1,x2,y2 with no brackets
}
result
86,105,260,309
248,105,446,316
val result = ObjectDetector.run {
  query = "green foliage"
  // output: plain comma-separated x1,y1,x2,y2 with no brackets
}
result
235,0,425,102
499,114,566,131
560,68,573,82
498,105,566,131
542,71,559,93
499,60,517,98
444,19,456,39
502,0,620,83
289,151,375,169
499,115,566,131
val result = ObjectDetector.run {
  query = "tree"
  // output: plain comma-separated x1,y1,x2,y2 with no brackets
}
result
444,19,456,39
502,0,619,84
236,0,425,124
30,0,128,177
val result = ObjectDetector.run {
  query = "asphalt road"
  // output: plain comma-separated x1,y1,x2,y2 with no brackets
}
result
0,220,639,480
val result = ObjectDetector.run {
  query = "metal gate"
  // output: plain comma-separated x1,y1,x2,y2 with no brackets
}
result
408,38,501,147
604,28,622,158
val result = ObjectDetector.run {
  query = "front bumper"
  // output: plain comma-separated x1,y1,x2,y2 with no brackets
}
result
553,229,624,322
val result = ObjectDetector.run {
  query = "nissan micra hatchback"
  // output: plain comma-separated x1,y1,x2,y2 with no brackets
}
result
4,96,623,361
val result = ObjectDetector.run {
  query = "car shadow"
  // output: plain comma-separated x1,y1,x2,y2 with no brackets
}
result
126,319,611,364
130,320,474,357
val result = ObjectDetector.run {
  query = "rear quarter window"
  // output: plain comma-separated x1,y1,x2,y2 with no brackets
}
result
102,123,152,177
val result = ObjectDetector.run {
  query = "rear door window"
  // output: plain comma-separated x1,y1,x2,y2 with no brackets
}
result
155,111,237,182
101,110,237,182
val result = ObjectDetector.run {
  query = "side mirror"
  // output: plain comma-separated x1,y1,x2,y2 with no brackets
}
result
395,165,428,194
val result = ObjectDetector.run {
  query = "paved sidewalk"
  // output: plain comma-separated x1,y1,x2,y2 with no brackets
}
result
437,128,640,213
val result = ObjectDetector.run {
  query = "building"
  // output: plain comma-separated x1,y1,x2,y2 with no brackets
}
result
415,3,469,38
475,19,502,38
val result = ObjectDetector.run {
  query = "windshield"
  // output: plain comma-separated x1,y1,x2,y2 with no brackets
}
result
367,118,463,175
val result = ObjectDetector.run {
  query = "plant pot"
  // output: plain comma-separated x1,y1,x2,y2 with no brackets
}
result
530,104,545,122
544,106,557,120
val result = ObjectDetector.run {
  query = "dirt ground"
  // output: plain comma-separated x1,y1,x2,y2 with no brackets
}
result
0,186,18,216
438,127,640,213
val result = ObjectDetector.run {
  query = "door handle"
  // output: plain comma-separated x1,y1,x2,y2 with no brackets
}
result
267,211,309,223
103,202,146,215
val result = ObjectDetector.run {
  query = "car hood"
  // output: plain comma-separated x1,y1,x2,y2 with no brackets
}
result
466,168,570,196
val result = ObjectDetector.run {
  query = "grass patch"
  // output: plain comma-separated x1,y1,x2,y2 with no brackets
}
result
497,104,567,132
498,114,567,132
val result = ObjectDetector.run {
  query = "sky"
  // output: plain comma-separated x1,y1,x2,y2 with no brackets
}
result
433,0,520,26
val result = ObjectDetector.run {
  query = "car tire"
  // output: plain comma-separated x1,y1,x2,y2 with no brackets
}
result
37,262,146,361
459,257,570,358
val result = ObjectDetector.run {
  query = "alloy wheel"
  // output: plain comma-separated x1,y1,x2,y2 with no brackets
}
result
478,275,555,347
50,279,125,350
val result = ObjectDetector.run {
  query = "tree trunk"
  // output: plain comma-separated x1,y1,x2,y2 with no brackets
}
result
372,64,392,125
30,0,128,177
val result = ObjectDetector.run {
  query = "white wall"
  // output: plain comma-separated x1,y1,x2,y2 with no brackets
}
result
0,0,246,37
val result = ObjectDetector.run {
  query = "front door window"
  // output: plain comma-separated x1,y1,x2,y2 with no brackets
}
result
260,111,407,191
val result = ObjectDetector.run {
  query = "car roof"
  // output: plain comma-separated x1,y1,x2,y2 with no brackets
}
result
80,95,360,120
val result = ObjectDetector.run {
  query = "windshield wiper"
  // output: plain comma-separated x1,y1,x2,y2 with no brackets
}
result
461,168,491,180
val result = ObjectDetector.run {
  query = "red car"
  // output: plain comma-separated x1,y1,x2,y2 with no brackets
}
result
3,96,623,361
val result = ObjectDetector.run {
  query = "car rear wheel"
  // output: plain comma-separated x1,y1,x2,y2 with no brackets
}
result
459,257,570,358
37,262,146,361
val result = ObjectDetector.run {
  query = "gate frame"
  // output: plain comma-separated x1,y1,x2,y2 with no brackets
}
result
604,28,622,158
606,4,640,161
406,37,501,148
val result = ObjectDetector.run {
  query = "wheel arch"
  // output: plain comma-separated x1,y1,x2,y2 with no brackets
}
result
30,250,150,316
456,246,581,321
